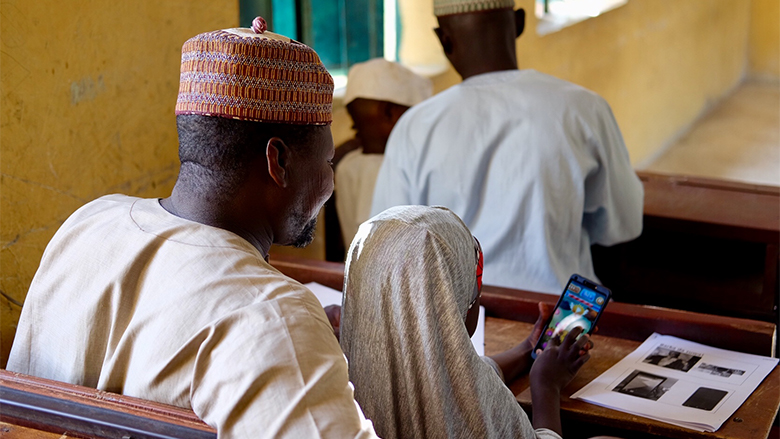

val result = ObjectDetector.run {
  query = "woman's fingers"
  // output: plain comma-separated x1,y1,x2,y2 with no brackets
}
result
549,331,564,347
538,302,552,322
575,333,591,350
571,334,591,360
561,326,584,351
529,302,550,344
571,351,590,372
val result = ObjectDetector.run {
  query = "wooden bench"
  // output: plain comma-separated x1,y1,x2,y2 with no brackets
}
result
0,369,215,438
593,171,779,327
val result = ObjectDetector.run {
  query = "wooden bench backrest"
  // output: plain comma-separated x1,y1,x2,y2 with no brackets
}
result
0,369,215,439
593,172,779,340
638,171,780,243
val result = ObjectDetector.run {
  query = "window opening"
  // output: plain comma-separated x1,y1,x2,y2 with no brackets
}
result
535,0,628,36
240,0,392,80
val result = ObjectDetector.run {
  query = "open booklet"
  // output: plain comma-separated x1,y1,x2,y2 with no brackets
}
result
571,333,778,432
304,282,486,356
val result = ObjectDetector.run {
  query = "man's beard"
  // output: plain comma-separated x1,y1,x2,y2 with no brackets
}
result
290,214,318,248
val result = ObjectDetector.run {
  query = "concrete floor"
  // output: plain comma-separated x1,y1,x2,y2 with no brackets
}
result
643,81,780,187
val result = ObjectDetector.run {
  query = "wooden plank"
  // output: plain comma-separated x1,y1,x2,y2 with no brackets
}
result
0,421,76,438
271,253,346,291
592,231,775,323
0,370,215,439
637,171,780,244
478,286,777,357
593,172,779,349
270,255,777,356
485,318,780,439
764,244,780,316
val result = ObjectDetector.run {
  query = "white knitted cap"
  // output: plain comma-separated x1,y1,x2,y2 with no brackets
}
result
344,58,433,107
434,0,515,17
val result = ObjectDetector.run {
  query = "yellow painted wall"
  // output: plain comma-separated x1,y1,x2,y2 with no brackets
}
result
396,0,752,166
749,0,780,78
0,1,239,366
520,0,751,166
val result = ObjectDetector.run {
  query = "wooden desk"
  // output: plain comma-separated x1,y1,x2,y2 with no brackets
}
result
485,318,779,439
270,254,780,438
638,172,779,244
270,254,777,356
593,172,779,328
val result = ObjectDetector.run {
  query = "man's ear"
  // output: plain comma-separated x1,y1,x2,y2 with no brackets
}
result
434,27,453,55
266,137,290,188
515,8,526,38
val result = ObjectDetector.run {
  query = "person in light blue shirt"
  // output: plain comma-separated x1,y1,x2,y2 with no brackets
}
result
371,2,644,294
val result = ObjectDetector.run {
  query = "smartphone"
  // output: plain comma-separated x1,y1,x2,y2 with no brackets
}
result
530,274,611,359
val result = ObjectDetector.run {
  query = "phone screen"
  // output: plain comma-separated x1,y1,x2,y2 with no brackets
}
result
533,277,609,356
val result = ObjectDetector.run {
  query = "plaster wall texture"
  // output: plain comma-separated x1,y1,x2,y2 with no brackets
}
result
749,0,780,78
0,0,239,366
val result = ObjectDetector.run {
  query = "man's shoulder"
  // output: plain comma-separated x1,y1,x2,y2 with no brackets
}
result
72,194,142,216
409,70,605,111
226,260,322,308
49,194,144,240
390,86,464,137
337,149,383,170
397,92,447,120
336,148,364,169
518,70,604,102
62,194,160,229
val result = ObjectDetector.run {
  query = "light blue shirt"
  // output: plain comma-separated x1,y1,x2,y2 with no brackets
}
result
371,70,644,294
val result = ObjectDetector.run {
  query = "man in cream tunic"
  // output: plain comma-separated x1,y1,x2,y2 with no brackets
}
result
371,1,644,295
8,18,377,439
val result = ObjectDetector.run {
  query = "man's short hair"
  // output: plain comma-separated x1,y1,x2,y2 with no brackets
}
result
176,114,318,200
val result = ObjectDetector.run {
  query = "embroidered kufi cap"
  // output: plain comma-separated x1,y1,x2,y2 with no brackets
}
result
344,58,433,108
176,17,334,125
434,0,515,17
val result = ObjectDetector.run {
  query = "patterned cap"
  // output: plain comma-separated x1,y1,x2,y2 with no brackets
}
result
176,17,334,125
434,0,515,17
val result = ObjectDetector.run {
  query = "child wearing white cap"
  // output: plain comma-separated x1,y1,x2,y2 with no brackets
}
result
333,58,433,250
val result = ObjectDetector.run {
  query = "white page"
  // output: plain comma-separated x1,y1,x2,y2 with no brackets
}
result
571,333,778,432
471,304,486,357
305,281,344,307
305,282,486,356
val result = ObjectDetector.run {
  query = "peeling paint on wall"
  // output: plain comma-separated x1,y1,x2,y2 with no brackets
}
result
70,75,106,105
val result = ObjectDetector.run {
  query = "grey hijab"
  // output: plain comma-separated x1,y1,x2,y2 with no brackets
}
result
341,206,555,439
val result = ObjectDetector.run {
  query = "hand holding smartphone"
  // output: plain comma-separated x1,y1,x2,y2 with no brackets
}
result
530,274,611,360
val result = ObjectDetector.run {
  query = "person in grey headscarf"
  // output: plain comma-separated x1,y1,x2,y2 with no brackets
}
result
340,205,593,439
